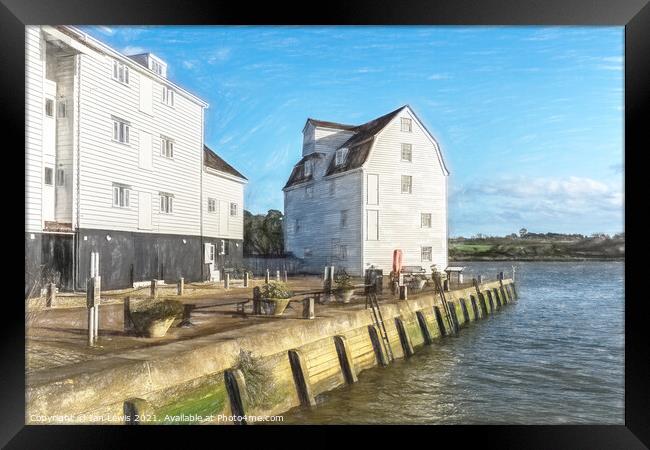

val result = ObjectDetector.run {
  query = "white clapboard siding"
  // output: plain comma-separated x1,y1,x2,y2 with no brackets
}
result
284,170,363,276
76,51,205,236
54,54,75,223
362,108,448,273
201,169,244,240
25,26,44,232
302,123,355,157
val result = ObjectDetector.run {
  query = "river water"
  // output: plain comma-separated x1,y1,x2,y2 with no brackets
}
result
281,261,624,424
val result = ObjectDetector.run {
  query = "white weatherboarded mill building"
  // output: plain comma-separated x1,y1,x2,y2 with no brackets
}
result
283,105,449,276
25,26,246,293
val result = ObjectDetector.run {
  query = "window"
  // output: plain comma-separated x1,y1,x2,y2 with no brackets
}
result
338,244,348,260
57,100,66,118
335,148,348,166
230,202,238,216
160,193,173,214
329,180,336,197
305,186,313,199
421,213,432,228
112,117,130,144
162,85,174,107
340,210,348,228
161,137,174,158
45,99,53,117
112,184,130,208
295,219,301,233
401,117,412,132
401,175,412,194
151,60,163,76
44,167,53,185
304,160,312,177
421,246,432,262
367,210,379,241
208,198,216,213
304,248,312,257
209,243,215,261
112,60,129,85
219,240,226,255
401,143,412,162
56,169,65,186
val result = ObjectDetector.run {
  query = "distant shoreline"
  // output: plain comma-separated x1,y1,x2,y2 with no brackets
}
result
450,256,624,262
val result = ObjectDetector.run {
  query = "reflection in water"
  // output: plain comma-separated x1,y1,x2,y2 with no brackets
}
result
282,262,624,424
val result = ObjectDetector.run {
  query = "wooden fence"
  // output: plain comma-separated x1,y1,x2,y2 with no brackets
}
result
241,256,305,276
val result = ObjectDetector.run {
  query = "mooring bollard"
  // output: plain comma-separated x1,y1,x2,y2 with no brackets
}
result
265,269,270,284
87,276,101,346
243,272,249,288
151,279,158,299
46,282,56,308
224,273,230,289
303,297,315,319
177,277,184,296
399,285,408,300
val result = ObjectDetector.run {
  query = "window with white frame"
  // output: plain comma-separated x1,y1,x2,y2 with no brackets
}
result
421,246,432,262
208,198,216,213
113,184,130,208
112,117,130,144
44,99,53,117
209,243,215,261
230,202,238,216
162,85,174,107
160,192,173,214
340,209,348,228
401,143,412,162
161,137,174,158
112,60,129,85
401,175,412,194
151,59,163,76
56,169,65,186
304,160,312,177
421,213,432,228
401,117,412,132
44,168,53,186
305,186,313,199
335,148,348,166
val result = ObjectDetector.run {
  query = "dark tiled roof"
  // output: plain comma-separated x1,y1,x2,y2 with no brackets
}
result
204,145,247,180
305,119,356,131
283,152,325,189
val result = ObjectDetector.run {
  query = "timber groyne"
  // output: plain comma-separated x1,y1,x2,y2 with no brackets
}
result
26,279,517,424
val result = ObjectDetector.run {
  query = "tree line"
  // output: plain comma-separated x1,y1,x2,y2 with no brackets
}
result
243,209,285,257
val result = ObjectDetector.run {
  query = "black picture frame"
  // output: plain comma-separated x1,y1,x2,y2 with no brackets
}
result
2,0,647,447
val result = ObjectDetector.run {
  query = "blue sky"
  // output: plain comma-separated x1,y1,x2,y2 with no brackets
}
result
82,26,624,237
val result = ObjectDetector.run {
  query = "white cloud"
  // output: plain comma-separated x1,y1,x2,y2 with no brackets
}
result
207,48,231,64
182,60,196,69
427,73,450,80
97,26,114,36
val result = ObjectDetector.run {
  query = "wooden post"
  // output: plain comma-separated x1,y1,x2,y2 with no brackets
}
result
86,276,100,346
303,297,315,319
179,304,194,327
46,282,56,307
399,285,408,300
177,277,184,296
124,296,134,332
243,272,249,288
283,270,288,283
323,267,333,303
150,279,158,299
323,266,330,282
512,266,516,282
477,274,483,284
265,269,270,284
224,273,230,289
253,286,261,314
276,270,280,281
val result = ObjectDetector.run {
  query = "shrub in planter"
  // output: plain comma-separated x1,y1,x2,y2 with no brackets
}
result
334,269,355,303
259,281,293,316
409,275,427,290
130,299,184,337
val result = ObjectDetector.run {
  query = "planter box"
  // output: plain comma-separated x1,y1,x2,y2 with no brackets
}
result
335,289,354,303
260,298,291,316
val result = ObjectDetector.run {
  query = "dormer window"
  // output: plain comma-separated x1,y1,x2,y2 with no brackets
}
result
304,160,312,177
151,59,163,76
335,148,348,166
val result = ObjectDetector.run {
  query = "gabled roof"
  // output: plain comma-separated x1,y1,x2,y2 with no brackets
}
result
204,145,247,180
285,105,449,190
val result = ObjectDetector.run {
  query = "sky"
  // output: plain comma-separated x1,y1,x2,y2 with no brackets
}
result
81,26,624,237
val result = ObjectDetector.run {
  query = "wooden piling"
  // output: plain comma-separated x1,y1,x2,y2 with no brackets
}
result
243,272,250,287
150,279,158,299
177,277,184,296
46,282,56,307
224,273,230,289
303,297,315,319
